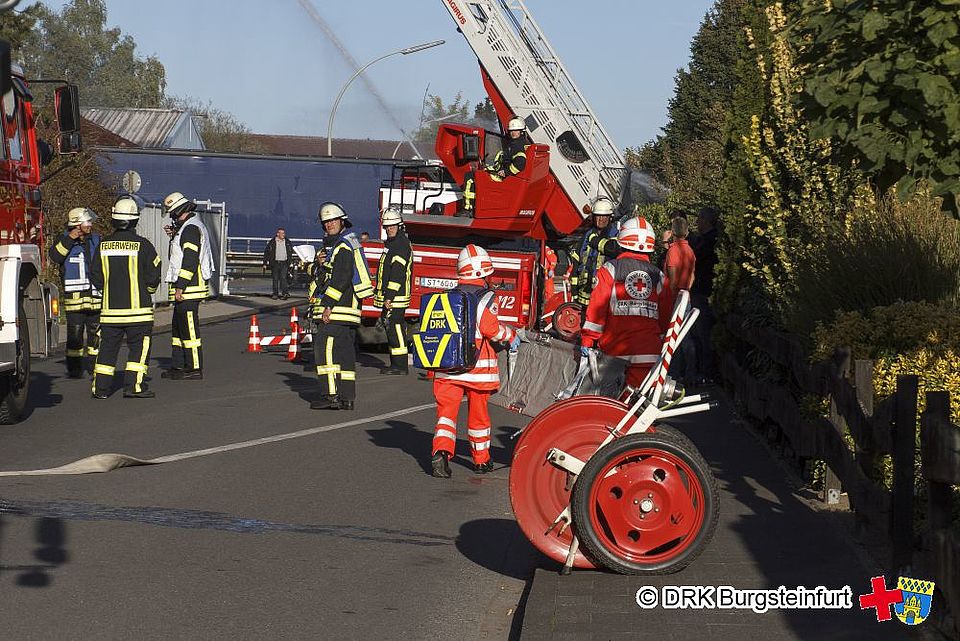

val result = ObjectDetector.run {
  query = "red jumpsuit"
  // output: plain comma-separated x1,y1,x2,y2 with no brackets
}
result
541,245,557,300
432,280,517,465
580,251,673,388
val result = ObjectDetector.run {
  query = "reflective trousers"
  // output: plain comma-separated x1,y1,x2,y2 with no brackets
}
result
384,307,408,369
171,299,202,371
93,323,152,395
432,380,492,465
313,322,357,401
65,310,100,375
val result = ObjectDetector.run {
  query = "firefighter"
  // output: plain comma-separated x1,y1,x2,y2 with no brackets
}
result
463,117,529,212
430,244,520,478
541,244,558,301
48,207,101,378
569,196,620,306
373,205,413,375
161,192,214,381
310,202,374,410
579,217,674,390
89,197,162,399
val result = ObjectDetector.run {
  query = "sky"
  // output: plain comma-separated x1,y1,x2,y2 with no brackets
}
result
46,0,716,150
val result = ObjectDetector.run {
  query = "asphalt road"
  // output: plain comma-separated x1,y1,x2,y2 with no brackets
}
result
0,311,536,640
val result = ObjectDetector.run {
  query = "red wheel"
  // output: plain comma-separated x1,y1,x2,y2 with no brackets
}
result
510,396,635,568
570,431,719,575
552,301,583,340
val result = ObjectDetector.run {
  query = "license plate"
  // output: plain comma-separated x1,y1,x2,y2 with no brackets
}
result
419,277,458,289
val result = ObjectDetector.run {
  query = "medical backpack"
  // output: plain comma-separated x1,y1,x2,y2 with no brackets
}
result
411,288,489,373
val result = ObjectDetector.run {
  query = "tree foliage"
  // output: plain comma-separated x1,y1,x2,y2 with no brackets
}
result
163,95,265,154
413,92,470,142
21,0,166,109
796,0,960,216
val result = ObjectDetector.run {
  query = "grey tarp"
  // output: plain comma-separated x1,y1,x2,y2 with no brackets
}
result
491,333,627,417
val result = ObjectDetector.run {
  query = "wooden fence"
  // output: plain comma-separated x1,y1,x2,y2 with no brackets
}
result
721,314,960,633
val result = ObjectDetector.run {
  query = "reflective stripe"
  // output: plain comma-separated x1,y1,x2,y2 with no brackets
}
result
472,441,491,451
438,417,456,428
391,255,408,266
387,282,401,291
153,255,161,266
66,348,84,358
389,346,408,356
178,269,193,280
171,337,182,347
340,370,356,381
325,286,343,301
125,361,147,373
182,338,202,348
182,242,199,252
434,428,456,441
435,372,499,383
620,354,659,364
55,241,70,256
94,364,115,375
315,365,339,374
582,321,604,333
474,359,498,368
467,428,490,438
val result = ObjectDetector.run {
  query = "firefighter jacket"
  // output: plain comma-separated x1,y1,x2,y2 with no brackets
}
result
569,223,619,305
167,215,214,302
489,136,528,180
373,231,413,309
90,229,161,325
580,251,673,366
49,230,101,313
312,232,373,326
434,280,517,391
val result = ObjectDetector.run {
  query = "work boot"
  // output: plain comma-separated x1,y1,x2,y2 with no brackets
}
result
337,399,355,410
381,366,407,376
123,388,156,399
431,452,452,478
181,369,203,380
310,395,340,410
91,391,109,400
475,461,494,474
160,368,183,379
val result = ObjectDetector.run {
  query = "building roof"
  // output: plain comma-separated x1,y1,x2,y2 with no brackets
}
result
81,108,203,150
80,116,139,148
246,133,431,161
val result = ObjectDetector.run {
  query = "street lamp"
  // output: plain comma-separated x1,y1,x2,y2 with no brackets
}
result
327,39,445,157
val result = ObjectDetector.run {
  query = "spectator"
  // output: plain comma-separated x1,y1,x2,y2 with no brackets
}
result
657,229,673,270
263,227,294,299
359,231,371,242
665,216,697,384
689,207,720,383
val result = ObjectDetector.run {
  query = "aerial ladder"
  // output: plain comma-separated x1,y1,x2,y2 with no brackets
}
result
387,0,630,241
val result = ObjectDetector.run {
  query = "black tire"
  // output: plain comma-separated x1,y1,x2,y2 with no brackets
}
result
571,430,719,575
0,301,30,424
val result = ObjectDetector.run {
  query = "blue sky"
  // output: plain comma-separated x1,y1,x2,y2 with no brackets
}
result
47,0,715,149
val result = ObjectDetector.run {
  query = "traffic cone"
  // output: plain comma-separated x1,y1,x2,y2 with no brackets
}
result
287,321,299,361
247,315,262,353
290,306,299,332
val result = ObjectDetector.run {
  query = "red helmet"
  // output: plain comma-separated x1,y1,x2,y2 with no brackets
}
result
618,217,656,253
457,244,494,279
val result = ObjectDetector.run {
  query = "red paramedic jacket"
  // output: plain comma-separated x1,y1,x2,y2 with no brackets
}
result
434,279,517,391
580,251,674,367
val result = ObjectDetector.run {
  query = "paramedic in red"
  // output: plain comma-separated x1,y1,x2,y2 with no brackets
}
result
431,244,520,478
580,217,674,390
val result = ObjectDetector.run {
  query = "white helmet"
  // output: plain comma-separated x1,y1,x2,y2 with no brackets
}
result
457,244,494,279
67,207,96,227
319,201,352,228
507,117,525,132
617,217,656,253
111,197,140,222
380,206,403,227
163,191,196,218
591,197,615,217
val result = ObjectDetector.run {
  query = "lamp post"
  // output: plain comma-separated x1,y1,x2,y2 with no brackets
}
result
327,39,445,157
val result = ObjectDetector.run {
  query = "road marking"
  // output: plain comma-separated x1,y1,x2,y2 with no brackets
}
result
0,402,438,478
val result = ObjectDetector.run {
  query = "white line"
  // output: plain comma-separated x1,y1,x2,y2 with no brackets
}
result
0,402,437,478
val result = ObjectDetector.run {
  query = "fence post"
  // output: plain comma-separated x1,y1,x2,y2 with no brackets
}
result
823,349,850,505
922,391,953,533
854,360,879,480
892,374,919,570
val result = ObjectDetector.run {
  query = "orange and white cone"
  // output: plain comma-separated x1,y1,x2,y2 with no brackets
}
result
287,321,299,361
290,306,299,332
247,315,262,353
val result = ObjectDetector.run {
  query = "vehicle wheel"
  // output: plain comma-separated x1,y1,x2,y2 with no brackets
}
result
571,430,719,575
552,301,583,340
0,301,31,424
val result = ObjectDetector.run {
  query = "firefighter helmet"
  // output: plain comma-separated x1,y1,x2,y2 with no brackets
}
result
591,197,615,217
380,206,403,227
617,216,656,253
507,117,525,132
67,207,97,227
163,191,196,219
457,244,494,279
111,197,140,222
319,202,352,228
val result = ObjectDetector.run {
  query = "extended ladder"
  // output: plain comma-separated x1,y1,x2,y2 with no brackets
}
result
440,0,629,217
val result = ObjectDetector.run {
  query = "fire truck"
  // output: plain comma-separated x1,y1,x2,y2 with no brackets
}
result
0,61,83,423
363,0,630,336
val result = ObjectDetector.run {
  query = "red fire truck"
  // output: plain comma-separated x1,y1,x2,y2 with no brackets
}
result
361,0,630,337
0,61,83,423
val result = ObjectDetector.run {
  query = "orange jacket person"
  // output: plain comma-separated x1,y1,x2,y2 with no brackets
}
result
580,217,674,390
431,244,519,478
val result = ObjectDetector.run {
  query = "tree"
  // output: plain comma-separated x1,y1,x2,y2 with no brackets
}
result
0,5,39,52
163,95,265,154
413,92,470,142
796,0,960,216
473,97,497,127
21,0,166,108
